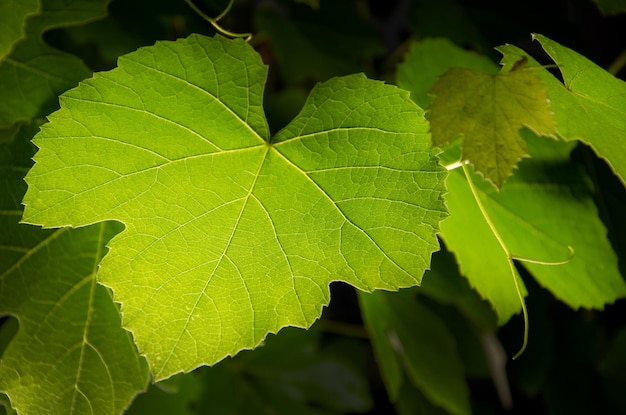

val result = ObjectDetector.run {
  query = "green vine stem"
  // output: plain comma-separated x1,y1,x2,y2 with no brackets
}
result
184,0,252,40
459,162,573,359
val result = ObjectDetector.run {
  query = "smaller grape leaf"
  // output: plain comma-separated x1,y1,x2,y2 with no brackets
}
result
22,34,448,381
428,63,557,189
498,34,626,186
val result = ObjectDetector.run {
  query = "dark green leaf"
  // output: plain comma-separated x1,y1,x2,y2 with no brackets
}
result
0,125,149,415
360,290,470,415
0,0,110,134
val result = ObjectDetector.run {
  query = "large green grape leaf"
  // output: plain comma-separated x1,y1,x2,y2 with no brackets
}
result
22,34,448,380
0,125,149,414
498,34,626,186
428,62,557,189
0,0,39,60
0,0,109,134
443,132,626,323
359,289,470,415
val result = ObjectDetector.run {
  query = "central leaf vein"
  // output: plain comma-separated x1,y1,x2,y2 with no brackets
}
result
158,146,269,373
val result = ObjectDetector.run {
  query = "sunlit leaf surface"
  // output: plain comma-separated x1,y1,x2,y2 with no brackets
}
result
22,34,448,380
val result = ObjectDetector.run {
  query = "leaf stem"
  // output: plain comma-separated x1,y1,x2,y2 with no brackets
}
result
444,160,465,171
461,163,529,359
183,0,252,40
511,245,574,266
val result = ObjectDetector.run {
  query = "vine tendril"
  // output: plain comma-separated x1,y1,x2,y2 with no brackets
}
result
461,162,573,360
184,0,251,41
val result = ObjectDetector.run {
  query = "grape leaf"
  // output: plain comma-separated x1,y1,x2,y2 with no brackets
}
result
428,63,557,189
443,132,626,323
498,34,626,186
360,290,470,415
0,0,38,60
0,0,109,133
0,125,149,415
22,34,448,380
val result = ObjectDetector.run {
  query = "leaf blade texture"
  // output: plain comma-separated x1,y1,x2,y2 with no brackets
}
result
22,34,448,380
428,65,557,188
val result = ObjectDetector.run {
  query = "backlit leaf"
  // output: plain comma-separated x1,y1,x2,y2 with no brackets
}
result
498,34,626,185
22,34,448,380
428,63,557,188
439,159,524,323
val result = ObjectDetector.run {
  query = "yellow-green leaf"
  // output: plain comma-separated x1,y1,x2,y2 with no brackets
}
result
428,64,557,188
22,34,448,381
